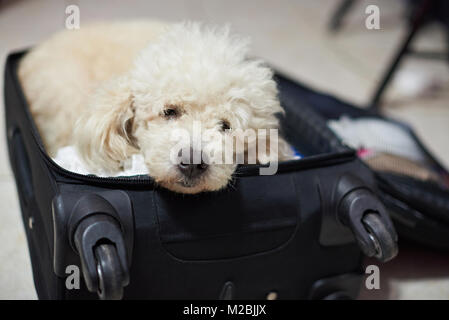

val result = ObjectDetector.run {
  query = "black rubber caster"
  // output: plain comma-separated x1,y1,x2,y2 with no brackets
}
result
336,174,398,262
362,213,398,262
322,292,352,300
95,243,125,300
69,194,131,300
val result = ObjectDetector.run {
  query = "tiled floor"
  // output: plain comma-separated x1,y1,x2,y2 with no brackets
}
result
0,0,448,299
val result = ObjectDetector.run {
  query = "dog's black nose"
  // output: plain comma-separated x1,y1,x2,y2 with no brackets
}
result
178,161,209,179
178,148,209,179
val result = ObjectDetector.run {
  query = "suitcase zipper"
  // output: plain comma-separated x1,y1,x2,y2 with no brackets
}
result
42,148,356,186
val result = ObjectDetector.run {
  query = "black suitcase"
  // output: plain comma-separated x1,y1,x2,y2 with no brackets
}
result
4,51,397,300
275,74,449,251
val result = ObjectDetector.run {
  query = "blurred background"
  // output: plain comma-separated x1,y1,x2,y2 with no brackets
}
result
0,0,448,299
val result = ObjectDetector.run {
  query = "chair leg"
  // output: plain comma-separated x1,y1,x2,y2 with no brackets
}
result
447,28,449,64
368,0,434,111
328,0,357,32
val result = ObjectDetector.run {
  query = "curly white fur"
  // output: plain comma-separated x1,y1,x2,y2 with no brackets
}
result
19,20,294,194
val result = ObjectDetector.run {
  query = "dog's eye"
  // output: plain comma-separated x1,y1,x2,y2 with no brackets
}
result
163,107,179,119
219,119,231,131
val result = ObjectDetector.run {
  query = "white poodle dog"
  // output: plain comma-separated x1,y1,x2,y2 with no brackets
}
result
19,21,294,194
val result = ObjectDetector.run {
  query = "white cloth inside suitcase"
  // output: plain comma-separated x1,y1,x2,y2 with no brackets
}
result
53,146,149,176
328,116,427,163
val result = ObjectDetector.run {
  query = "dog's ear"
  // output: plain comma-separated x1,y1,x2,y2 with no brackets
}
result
75,76,139,173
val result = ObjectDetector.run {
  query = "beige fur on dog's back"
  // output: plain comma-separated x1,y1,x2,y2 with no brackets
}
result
19,20,168,155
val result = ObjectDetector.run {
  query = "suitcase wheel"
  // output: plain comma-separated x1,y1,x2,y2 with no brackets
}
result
95,243,125,300
69,194,131,300
362,213,398,262
337,174,398,262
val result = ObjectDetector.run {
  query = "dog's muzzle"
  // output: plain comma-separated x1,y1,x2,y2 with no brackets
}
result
177,148,209,183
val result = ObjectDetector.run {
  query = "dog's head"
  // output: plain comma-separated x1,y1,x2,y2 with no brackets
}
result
76,23,291,194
